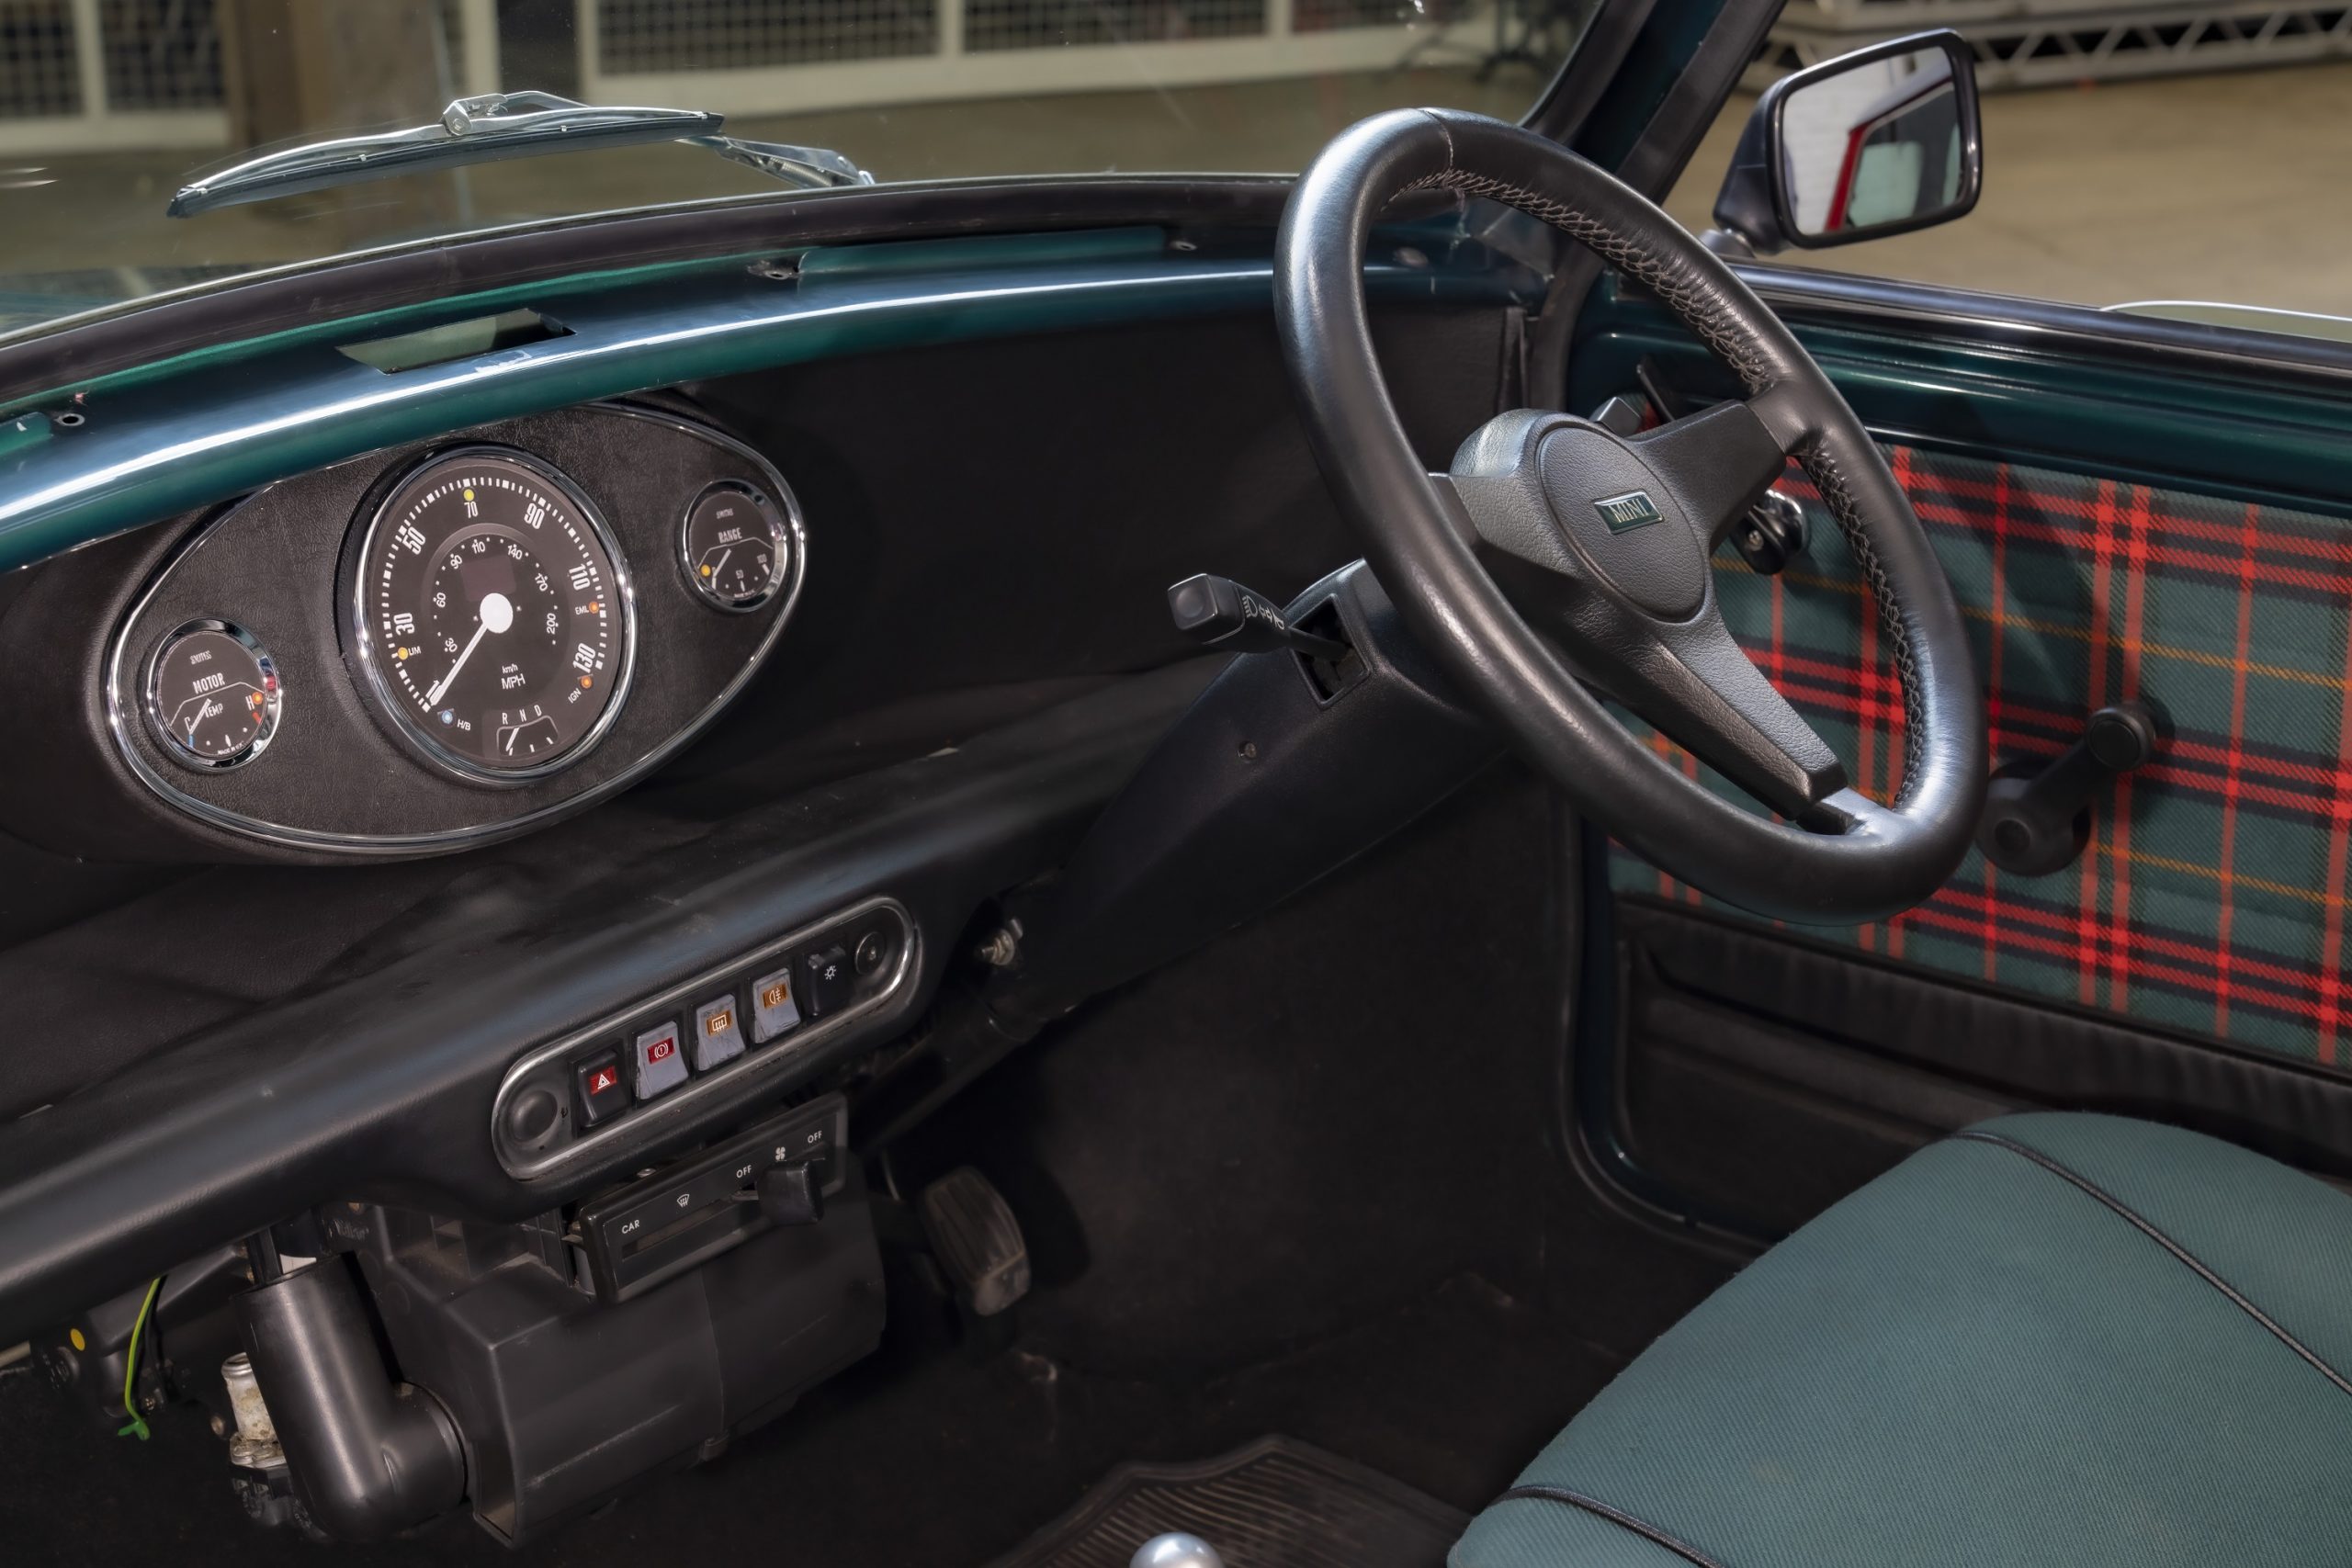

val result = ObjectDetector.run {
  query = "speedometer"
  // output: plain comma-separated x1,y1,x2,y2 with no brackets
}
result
352,448,634,781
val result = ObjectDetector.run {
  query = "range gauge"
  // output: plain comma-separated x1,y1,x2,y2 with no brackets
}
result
680,481,790,611
145,620,282,769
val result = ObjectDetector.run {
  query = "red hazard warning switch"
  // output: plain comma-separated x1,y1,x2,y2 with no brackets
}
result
575,1051,628,1126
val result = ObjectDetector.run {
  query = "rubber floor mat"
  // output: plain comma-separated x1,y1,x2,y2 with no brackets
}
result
988,1435,1467,1568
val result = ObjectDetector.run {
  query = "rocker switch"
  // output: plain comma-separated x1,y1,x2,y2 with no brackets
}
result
754,1163,824,1226
801,944,854,1018
575,1052,628,1126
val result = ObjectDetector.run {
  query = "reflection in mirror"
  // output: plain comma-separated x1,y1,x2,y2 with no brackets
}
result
1780,47,1964,241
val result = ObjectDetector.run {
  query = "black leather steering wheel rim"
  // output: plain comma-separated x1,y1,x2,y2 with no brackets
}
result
1274,108,1984,923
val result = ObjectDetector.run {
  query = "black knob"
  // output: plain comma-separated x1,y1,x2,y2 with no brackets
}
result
757,1163,824,1227
1977,701,2164,876
2086,704,2159,772
1724,489,1807,576
503,1086,562,1149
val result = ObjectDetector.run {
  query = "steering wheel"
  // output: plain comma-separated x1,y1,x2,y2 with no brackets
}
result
1274,109,1984,923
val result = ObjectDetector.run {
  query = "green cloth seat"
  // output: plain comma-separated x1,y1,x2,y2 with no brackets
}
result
1454,1112,2352,1568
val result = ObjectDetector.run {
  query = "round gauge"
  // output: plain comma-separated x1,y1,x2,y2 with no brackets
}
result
680,481,789,611
353,448,634,782
144,620,281,769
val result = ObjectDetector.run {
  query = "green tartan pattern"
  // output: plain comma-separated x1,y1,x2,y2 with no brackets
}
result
1611,447,2352,1066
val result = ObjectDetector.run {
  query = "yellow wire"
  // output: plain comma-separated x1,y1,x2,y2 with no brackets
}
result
117,1276,162,1440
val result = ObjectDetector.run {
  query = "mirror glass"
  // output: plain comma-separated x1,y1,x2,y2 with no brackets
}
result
1778,46,1966,241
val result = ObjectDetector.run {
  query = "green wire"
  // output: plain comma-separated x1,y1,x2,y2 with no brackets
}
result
116,1276,163,1441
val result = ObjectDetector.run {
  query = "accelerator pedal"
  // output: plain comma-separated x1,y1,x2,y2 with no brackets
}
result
919,1166,1031,1317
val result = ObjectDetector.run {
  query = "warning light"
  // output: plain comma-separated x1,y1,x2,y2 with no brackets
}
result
700,564,712,576
580,676,593,688
463,488,475,501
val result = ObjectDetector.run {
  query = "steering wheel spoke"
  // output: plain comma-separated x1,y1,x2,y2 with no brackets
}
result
1641,606,1848,816
1632,390,1804,554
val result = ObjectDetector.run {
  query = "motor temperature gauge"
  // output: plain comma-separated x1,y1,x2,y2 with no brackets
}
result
145,620,282,769
680,481,790,611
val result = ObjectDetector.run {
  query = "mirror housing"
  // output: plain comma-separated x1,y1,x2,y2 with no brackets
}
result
1709,28,1982,258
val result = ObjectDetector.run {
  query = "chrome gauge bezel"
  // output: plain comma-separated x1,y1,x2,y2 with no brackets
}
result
347,444,640,788
141,617,284,771
678,479,801,614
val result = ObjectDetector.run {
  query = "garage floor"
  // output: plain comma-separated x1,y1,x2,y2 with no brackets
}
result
1664,61,2352,319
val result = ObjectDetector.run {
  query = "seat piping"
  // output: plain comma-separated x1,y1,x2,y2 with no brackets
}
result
1955,1128,2352,1400
1489,1485,1729,1568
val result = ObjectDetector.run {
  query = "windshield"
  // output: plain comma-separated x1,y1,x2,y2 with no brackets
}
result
0,0,1589,335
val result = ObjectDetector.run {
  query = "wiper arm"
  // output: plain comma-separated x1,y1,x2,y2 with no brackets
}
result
168,90,873,219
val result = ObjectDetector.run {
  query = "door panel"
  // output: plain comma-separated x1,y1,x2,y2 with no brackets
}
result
1566,270,2352,1233
1628,446,2352,1062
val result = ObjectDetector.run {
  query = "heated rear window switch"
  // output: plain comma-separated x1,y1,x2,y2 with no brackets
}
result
691,996,746,1072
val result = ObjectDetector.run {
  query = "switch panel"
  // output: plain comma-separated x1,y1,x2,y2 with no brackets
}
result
574,1096,849,1303
490,897,917,1179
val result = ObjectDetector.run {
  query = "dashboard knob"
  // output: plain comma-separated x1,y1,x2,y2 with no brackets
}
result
503,1086,563,1149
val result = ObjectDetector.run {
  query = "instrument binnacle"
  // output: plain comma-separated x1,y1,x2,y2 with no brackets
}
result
94,403,809,857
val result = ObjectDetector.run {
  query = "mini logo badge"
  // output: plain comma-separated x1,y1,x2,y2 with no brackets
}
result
1593,490,1664,534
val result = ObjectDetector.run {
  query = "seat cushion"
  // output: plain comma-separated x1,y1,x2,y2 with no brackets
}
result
1454,1112,2352,1568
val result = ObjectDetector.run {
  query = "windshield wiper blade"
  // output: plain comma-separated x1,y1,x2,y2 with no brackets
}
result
168,90,873,219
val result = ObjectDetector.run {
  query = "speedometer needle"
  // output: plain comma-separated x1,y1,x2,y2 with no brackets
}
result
424,590,514,708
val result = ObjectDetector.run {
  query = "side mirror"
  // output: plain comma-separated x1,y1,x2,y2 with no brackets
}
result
1709,28,1982,258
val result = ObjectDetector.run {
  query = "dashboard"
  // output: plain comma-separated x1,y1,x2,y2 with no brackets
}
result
0,189,1532,1464
0,173,1556,1547
13,403,808,859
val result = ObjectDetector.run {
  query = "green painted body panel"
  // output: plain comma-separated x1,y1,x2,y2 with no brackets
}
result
1570,275,2352,518
15,251,770,415
0,227,1532,575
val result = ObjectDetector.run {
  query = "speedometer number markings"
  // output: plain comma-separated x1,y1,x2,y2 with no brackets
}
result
356,451,631,780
